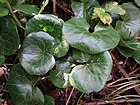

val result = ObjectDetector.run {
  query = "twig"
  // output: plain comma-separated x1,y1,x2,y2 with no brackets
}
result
4,0,25,30
50,0,74,15
85,98,140,105
53,0,56,15
66,88,74,105
111,51,140,95
38,0,49,14
76,93,84,105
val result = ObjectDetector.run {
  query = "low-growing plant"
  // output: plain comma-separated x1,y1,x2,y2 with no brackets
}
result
0,0,140,104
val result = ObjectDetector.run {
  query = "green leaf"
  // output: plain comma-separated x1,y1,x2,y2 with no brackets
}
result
50,36,69,58
71,1,84,17
133,50,140,64
115,20,133,40
134,0,140,7
92,7,112,25
124,38,140,50
0,55,5,66
0,3,8,16
25,14,69,58
72,49,91,63
71,0,99,18
14,4,39,15
49,55,72,88
9,0,25,6
116,2,140,38
7,64,44,105
0,0,4,3
105,2,126,15
63,17,120,54
0,16,20,55
20,32,55,75
119,37,140,50
69,51,112,93
117,47,133,57
44,95,55,105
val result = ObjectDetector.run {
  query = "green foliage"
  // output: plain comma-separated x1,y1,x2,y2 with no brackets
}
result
0,3,8,16
105,2,126,15
0,0,140,104
14,4,39,15
0,16,20,55
69,51,112,93
63,17,120,54
6,64,44,105
0,55,5,66
20,32,55,75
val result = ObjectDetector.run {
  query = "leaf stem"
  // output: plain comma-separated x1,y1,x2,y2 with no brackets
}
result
4,0,25,30
38,0,49,14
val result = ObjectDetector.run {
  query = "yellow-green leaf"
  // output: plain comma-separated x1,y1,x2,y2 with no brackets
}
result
92,7,112,25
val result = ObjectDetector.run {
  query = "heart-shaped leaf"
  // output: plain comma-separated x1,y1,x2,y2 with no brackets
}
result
105,2,126,15
20,32,55,75
14,4,39,15
0,16,20,55
49,55,72,88
0,55,5,66
7,64,44,105
69,51,112,93
25,14,69,58
63,17,120,54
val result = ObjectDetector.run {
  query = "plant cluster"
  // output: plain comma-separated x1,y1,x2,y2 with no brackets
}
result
0,0,140,104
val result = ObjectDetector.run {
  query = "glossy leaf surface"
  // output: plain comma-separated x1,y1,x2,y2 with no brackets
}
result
71,1,84,17
63,17,120,54
25,14,69,58
14,4,39,15
49,56,72,88
20,32,55,75
105,2,126,15
72,49,91,63
69,51,112,93
0,16,19,55
7,64,44,105
116,2,140,38
118,47,133,57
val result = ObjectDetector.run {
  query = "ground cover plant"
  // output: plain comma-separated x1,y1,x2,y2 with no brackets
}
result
0,0,140,104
